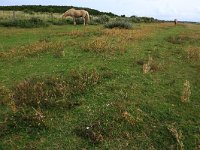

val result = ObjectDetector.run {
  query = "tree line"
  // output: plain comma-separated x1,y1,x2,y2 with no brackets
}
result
0,5,118,17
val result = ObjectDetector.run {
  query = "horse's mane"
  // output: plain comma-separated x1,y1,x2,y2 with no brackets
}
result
67,8,75,12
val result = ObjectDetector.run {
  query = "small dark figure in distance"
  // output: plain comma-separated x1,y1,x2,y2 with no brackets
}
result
174,19,178,26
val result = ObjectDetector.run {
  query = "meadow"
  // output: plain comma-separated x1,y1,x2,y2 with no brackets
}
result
0,16,200,149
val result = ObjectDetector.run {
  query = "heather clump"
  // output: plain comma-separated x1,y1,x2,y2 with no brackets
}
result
12,70,102,108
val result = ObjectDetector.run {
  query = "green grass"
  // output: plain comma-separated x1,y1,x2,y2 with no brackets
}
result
0,23,200,149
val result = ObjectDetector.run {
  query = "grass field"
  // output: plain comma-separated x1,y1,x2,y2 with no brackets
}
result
0,23,200,149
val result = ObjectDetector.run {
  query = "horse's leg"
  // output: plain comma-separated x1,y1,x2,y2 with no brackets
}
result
73,18,76,25
83,17,86,26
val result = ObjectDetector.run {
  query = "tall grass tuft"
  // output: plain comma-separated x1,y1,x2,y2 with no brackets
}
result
167,124,184,150
143,55,153,74
181,80,191,103
142,55,162,74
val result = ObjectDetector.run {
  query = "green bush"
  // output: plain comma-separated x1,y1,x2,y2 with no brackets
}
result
0,17,49,28
94,15,110,24
104,20,133,29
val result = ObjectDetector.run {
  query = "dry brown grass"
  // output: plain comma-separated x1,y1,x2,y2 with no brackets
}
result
122,111,136,126
142,55,163,74
86,25,156,54
143,63,151,74
102,26,153,41
181,80,191,103
0,40,65,58
186,46,200,61
82,36,126,54
167,124,184,150
143,55,153,74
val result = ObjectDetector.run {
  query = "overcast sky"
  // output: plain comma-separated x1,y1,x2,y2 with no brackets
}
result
1,0,200,22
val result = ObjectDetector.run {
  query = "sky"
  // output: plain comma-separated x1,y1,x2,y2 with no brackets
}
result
1,0,200,22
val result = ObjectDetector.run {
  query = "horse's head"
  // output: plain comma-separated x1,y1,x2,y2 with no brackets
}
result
62,12,69,18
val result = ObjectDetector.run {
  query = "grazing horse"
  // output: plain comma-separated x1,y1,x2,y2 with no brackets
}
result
62,8,90,25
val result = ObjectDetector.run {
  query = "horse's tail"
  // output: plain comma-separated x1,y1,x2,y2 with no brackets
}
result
85,12,90,24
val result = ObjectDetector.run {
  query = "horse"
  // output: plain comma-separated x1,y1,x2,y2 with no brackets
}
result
62,8,90,25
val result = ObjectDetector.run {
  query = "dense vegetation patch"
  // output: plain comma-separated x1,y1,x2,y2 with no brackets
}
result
0,17,49,28
12,70,102,108
104,21,133,29
91,15,110,24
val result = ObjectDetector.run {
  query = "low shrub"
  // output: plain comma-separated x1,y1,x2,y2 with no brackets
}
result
93,15,110,24
12,70,101,108
0,17,49,28
104,21,133,29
